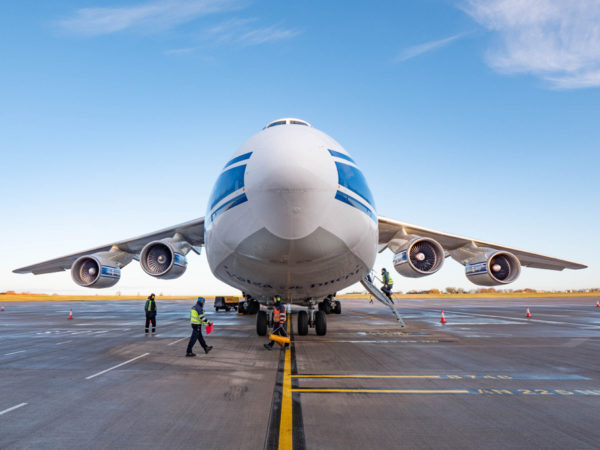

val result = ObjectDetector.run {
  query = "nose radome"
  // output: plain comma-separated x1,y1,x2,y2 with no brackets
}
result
245,140,337,240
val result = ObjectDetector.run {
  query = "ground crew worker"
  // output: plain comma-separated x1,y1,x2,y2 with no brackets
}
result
264,296,288,350
186,297,213,357
144,293,157,334
381,268,394,302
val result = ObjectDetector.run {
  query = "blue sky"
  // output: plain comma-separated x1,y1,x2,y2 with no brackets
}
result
1,0,598,295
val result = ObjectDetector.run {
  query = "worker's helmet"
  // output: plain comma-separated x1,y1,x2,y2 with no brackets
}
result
274,295,281,304
197,297,205,305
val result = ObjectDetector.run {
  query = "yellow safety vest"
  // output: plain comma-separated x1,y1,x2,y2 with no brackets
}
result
383,272,393,285
190,307,209,325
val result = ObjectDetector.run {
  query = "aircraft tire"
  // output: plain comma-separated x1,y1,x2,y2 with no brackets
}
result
247,301,260,315
298,310,309,336
256,310,268,336
319,301,332,315
333,301,341,314
315,310,327,336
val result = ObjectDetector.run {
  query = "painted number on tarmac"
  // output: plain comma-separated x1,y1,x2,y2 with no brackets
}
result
476,388,600,396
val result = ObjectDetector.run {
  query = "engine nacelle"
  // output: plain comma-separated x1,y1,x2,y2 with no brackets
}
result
465,251,521,286
140,239,187,279
71,254,121,288
393,238,445,278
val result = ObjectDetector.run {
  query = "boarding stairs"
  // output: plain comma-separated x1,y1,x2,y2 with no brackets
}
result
361,274,406,327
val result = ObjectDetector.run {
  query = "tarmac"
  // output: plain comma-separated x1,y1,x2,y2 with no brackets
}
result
1,297,599,449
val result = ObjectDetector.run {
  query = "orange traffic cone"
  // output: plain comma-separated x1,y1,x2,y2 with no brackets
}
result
68,309,73,320
440,309,446,324
526,307,531,318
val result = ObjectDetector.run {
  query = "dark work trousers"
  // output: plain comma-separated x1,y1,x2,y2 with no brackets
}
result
266,322,288,348
145,312,156,332
381,284,393,303
186,325,207,353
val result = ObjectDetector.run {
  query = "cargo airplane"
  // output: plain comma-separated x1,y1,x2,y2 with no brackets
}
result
14,118,586,336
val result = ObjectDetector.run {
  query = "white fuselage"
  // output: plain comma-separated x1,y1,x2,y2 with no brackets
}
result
204,121,378,303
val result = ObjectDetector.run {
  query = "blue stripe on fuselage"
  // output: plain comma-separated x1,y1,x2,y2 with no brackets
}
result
208,165,246,212
335,191,377,223
209,192,248,223
328,149,356,164
224,152,253,169
335,162,376,210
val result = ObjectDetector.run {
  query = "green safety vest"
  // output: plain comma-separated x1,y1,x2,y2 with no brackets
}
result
383,272,393,285
190,306,209,325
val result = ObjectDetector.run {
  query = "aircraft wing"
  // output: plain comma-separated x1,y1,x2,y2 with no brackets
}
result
378,216,586,271
13,217,205,275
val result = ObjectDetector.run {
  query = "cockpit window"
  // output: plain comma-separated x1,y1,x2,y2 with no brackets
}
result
267,120,286,128
264,118,312,129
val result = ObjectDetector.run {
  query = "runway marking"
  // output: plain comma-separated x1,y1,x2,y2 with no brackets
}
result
85,353,150,380
293,374,442,379
293,388,470,394
291,388,600,396
167,337,187,346
450,311,598,327
56,340,73,345
4,350,26,356
0,403,27,416
292,374,590,380
278,321,293,450
294,339,447,344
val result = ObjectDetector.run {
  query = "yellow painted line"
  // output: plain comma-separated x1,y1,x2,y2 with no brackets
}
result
278,319,293,450
291,374,442,379
291,388,470,394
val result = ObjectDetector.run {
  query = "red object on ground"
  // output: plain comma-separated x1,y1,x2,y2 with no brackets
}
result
68,309,73,320
526,307,531,318
596,300,599,308
1,305,4,311
440,310,446,324
206,323,214,335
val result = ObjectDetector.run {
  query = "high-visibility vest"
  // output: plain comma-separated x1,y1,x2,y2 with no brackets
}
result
145,299,156,312
383,272,393,286
273,306,286,324
190,306,209,325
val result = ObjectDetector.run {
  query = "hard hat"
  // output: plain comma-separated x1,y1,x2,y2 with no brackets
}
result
197,297,205,304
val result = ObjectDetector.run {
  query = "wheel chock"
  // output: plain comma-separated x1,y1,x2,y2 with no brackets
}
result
269,334,290,346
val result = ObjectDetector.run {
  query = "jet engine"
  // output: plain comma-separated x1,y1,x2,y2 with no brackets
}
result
140,239,188,279
465,251,521,286
71,254,121,288
393,238,445,278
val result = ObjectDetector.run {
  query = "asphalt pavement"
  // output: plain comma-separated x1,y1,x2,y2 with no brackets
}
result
1,297,599,449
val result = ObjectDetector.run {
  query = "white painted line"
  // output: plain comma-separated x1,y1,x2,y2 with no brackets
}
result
0,403,27,416
85,353,150,380
168,337,187,346
4,350,26,356
451,311,597,327
56,340,73,345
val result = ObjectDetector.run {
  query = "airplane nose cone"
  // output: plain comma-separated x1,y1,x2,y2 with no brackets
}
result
245,139,337,239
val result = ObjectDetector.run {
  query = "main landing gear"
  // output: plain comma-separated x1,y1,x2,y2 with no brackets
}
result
296,307,326,336
255,305,329,336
